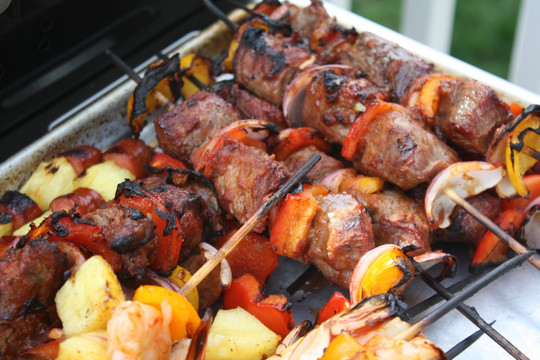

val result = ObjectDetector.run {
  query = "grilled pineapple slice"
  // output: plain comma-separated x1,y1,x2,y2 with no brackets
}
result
72,160,135,201
55,255,125,337
20,157,76,211
205,307,281,360
56,331,108,360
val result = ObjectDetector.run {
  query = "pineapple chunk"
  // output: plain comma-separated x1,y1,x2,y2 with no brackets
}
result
72,160,135,201
56,331,108,360
205,307,281,360
20,157,76,211
12,210,51,236
55,255,125,337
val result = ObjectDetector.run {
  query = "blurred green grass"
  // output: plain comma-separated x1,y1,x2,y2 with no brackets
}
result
351,0,520,79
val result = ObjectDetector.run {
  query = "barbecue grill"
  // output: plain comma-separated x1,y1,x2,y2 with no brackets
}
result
1,1,539,359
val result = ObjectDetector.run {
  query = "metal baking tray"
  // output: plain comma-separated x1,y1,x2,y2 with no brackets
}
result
1,1,539,359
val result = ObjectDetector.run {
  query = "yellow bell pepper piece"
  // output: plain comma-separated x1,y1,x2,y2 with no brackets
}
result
168,266,199,311
133,285,201,341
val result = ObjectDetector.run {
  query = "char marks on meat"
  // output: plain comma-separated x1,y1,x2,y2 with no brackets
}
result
356,190,431,256
147,182,214,261
196,137,290,233
0,239,68,321
338,31,434,101
306,193,374,288
234,26,319,105
211,81,289,129
155,90,240,165
84,203,157,278
348,105,459,190
435,79,511,158
302,67,390,144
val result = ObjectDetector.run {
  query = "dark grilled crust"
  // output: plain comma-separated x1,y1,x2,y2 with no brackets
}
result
155,91,240,165
338,31,434,102
0,239,68,321
234,27,319,105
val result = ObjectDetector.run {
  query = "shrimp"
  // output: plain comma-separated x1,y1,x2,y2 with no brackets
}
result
107,300,172,360
269,294,446,360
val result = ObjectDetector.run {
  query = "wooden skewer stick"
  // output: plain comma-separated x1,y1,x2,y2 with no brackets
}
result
105,49,175,111
521,144,540,161
395,249,535,342
178,153,321,296
443,187,540,271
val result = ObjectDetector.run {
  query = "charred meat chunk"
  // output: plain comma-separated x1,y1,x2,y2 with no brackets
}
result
0,239,68,321
234,26,319,105
302,67,390,144
84,203,157,278
337,31,434,102
435,79,511,159
306,193,375,288
155,90,240,165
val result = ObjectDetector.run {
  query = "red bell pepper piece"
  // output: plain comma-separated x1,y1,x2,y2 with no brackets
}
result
214,228,278,284
115,180,182,274
316,291,351,325
149,152,187,173
25,211,122,272
17,339,62,360
223,273,294,338
471,208,527,270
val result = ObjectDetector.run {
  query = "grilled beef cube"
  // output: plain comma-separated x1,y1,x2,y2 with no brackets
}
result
302,67,390,144
338,31,434,102
147,183,213,261
431,192,502,248
355,190,431,257
196,137,290,233
344,102,460,191
155,90,240,165
435,79,511,159
0,239,68,321
211,81,288,129
234,26,319,105
84,203,157,278
0,306,61,360
305,193,375,288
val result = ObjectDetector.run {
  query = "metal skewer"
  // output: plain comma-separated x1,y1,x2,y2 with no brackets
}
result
395,249,535,342
445,324,494,360
443,187,540,270
178,153,321,296
418,266,529,360
105,49,176,111
202,0,238,31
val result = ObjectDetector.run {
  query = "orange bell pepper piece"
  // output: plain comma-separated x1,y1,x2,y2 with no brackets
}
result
272,128,331,162
214,229,278,285
222,273,294,338
133,285,201,341
341,100,398,161
180,53,214,99
316,291,351,325
270,185,327,258
471,208,527,270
